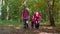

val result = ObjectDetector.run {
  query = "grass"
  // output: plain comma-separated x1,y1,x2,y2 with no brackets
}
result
0,19,23,27
0,19,60,27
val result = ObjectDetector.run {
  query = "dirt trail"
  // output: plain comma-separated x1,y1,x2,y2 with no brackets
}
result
0,25,60,34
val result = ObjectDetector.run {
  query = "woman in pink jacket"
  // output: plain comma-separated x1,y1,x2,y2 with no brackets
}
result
23,9,29,29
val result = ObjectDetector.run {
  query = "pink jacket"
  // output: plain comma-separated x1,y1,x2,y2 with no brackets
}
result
34,13,42,21
30,17,35,22
23,9,29,19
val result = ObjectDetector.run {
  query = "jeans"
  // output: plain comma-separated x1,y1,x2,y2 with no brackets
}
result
35,20,39,29
23,19,28,28
31,22,34,28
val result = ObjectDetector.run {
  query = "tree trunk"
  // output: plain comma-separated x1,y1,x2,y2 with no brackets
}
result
0,0,2,17
4,0,9,20
48,0,55,26
6,6,9,20
24,0,27,8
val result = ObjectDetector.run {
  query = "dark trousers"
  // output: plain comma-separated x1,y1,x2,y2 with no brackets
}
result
31,22,34,28
35,20,39,29
23,19,28,28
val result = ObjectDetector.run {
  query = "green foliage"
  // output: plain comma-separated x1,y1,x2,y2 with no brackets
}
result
1,0,60,24
1,5,7,19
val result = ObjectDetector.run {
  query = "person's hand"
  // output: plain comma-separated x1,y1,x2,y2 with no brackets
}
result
26,21,28,23
35,18,36,20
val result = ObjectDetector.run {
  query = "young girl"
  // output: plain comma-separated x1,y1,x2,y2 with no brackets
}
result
34,12,42,29
30,16,35,29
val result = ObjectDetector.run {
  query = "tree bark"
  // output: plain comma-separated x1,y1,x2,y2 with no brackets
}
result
48,0,55,26
6,6,9,20
0,0,2,17
5,0,9,20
